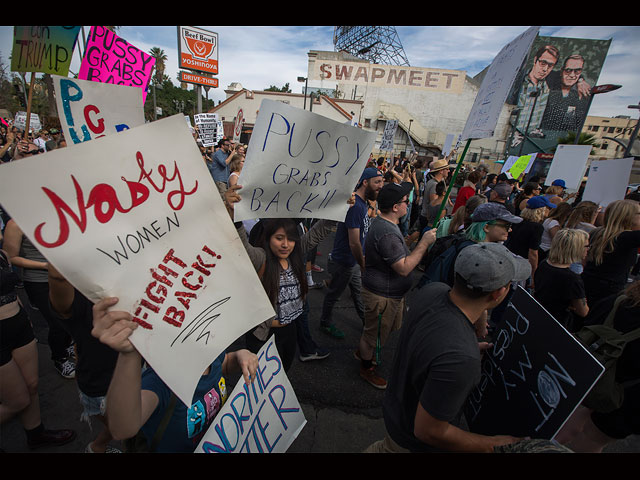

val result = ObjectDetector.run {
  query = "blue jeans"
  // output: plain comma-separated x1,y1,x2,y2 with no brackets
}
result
320,257,365,327
399,203,412,237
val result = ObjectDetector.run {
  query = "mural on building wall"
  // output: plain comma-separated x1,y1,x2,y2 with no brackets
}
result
506,35,611,157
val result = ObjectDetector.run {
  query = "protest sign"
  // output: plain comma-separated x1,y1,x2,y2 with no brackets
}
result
501,153,537,179
233,108,244,143
14,111,41,132
196,335,306,453
11,26,80,76
234,99,376,223
582,157,635,208
465,287,604,440
380,119,398,152
544,144,591,190
52,75,145,145
0,114,275,406
79,26,155,104
462,26,539,141
194,113,219,147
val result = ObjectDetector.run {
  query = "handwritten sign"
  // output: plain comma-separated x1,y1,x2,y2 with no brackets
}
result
14,111,41,132
11,26,80,76
234,99,376,223
465,287,603,439
52,75,145,145
196,335,306,453
79,26,155,104
582,157,635,208
194,113,219,148
380,119,398,152
544,144,591,190
501,153,537,180
0,114,275,406
462,26,539,141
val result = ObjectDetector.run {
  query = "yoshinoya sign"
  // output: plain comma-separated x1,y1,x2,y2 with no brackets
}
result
178,26,218,75
311,59,465,94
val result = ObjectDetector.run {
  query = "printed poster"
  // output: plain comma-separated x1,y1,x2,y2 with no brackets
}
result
234,99,376,223
0,114,275,406
196,335,306,453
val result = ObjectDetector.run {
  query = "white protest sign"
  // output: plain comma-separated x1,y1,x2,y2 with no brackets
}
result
233,108,243,143
194,113,218,147
380,119,398,152
501,153,537,179
14,111,41,132
0,114,275,406
52,75,144,145
196,335,306,453
544,144,592,190
462,26,539,141
582,157,635,207
442,133,455,157
234,99,376,222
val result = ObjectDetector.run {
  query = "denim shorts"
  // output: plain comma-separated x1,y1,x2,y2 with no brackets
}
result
78,390,107,425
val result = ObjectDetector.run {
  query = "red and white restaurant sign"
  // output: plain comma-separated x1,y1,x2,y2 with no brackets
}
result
178,26,218,75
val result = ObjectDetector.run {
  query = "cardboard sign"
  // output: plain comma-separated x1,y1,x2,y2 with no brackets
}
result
465,287,604,440
234,99,376,222
544,144,591,190
79,26,155,104
462,26,539,141
0,114,275,406
582,157,635,208
380,119,398,152
14,111,41,132
196,335,306,453
11,26,80,76
52,75,145,145
194,113,219,148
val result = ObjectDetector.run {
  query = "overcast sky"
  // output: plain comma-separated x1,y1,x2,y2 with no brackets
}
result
1,26,638,119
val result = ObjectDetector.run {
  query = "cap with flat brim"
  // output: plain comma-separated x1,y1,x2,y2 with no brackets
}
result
377,181,413,209
454,242,532,293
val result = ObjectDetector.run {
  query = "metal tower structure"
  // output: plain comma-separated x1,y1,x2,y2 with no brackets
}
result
333,26,410,66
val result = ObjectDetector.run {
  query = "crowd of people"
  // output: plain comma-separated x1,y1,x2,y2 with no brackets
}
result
1,118,639,454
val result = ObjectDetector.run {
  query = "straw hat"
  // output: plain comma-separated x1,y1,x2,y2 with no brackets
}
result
429,158,449,172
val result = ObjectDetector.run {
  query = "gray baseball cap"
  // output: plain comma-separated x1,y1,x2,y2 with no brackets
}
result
470,202,522,224
454,243,531,293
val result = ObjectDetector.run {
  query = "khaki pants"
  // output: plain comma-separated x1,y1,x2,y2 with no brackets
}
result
360,287,404,355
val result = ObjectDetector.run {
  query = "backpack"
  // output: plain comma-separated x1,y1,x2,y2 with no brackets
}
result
416,233,474,289
574,294,640,413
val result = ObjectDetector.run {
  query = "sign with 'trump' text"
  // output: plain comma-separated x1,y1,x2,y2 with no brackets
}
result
0,114,275,406
234,99,376,223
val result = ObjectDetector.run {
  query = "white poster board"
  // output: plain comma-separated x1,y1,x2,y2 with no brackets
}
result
462,26,539,141
14,111,41,132
194,113,219,147
442,133,455,157
582,157,635,208
196,335,306,453
52,75,145,145
0,114,275,406
544,144,592,191
380,119,398,152
234,99,376,222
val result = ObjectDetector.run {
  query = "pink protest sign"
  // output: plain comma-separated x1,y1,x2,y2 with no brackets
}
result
79,26,155,104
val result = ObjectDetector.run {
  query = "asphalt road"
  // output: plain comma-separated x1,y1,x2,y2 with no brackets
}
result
1,230,638,454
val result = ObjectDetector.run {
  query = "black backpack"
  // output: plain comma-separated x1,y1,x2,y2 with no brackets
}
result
574,294,640,413
416,233,474,289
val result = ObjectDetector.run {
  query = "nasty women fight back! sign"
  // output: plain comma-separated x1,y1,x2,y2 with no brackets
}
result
234,99,376,223
52,75,145,145
196,335,306,453
79,26,155,104
0,114,275,406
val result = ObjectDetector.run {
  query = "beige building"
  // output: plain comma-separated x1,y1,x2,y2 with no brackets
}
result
583,115,639,159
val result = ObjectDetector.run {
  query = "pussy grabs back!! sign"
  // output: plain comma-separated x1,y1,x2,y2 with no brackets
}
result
0,114,275,406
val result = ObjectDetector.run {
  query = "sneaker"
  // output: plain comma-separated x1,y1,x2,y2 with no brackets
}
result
353,349,378,366
27,428,76,449
299,349,331,362
360,366,387,389
321,324,345,339
311,264,324,272
54,359,76,379
308,281,323,289
65,343,76,361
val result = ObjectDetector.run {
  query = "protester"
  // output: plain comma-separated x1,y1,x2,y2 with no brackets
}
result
226,153,244,189
437,194,487,238
565,200,600,234
452,170,482,214
538,202,573,262
320,168,383,338
3,219,75,379
534,228,590,331
356,182,437,389
92,296,258,453
0,248,76,449
582,199,640,306
481,173,497,194
208,137,232,192
513,181,541,215
367,242,530,452
48,265,120,453
418,158,448,233
426,180,451,228
487,182,514,212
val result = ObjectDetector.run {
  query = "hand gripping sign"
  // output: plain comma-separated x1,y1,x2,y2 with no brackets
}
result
0,114,275,406
234,99,376,223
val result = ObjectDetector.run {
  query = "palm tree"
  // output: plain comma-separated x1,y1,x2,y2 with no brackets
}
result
554,131,601,154
149,47,168,85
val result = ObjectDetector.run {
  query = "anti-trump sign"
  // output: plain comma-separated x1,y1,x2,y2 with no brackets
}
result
52,75,145,145
0,114,275,406
11,26,81,76
196,335,306,453
79,26,155,104
234,99,376,223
